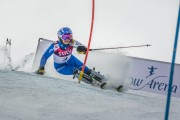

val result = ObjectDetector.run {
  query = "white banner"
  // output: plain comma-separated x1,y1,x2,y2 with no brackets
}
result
129,57,180,98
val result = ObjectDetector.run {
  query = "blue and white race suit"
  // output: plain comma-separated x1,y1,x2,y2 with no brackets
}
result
40,40,89,75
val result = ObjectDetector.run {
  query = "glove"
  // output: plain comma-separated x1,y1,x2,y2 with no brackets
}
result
77,46,87,54
36,66,45,75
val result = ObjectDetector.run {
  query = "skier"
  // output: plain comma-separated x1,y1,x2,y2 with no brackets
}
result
36,27,104,84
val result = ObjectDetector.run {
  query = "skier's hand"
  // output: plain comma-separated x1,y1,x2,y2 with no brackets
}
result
77,46,87,54
36,66,45,75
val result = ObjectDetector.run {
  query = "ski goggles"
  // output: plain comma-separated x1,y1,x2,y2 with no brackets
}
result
61,34,73,40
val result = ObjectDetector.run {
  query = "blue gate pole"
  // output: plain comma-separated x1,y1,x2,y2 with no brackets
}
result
164,4,180,120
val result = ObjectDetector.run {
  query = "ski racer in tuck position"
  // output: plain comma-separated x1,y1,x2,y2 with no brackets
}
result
36,27,105,86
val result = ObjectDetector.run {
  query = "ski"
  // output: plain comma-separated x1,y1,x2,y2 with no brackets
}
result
100,82,123,92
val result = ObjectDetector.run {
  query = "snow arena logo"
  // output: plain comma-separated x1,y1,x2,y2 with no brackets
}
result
129,65,178,94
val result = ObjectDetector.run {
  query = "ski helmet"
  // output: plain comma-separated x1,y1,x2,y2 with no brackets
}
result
57,27,73,41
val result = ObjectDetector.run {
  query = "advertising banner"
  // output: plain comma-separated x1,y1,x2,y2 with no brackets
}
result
129,57,180,98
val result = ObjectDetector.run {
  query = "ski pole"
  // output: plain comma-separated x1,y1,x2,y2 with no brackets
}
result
89,44,151,51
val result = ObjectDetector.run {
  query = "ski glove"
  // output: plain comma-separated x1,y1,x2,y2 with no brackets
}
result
36,66,45,75
77,46,87,54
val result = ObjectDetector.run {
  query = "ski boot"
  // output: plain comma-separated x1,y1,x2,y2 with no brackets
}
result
73,69,97,85
88,68,108,88
87,67,106,83
73,68,107,87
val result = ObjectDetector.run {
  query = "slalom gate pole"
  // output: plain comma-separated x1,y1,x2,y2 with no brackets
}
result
164,4,180,120
89,44,151,51
3,38,12,65
78,0,95,83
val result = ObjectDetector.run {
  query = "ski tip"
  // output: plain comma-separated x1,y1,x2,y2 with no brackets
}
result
116,85,123,92
100,83,107,89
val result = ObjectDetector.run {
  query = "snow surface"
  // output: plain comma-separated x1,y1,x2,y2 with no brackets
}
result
0,46,180,120
0,70,180,120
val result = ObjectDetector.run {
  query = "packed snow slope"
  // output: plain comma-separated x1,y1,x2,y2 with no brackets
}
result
0,70,180,120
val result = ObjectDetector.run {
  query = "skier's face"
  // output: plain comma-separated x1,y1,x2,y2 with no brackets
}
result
62,39,71,44
61,34,72,44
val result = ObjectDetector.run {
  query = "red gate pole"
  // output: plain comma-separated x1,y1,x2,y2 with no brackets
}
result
78,0,95,83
